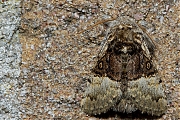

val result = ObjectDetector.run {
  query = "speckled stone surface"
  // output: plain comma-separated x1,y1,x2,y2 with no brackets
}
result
0,0,22,119
0,0,179,119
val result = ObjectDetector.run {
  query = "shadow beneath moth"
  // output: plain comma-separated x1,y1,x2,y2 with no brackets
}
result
81,16,167,117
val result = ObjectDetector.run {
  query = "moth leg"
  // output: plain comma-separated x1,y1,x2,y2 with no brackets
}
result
128,76,167,116
81,77,122,115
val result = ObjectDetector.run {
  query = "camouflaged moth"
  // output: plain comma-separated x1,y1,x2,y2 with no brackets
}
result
81,16,167,116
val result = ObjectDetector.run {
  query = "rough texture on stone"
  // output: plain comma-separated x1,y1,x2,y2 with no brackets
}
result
1,0,179,119
0,1,22,119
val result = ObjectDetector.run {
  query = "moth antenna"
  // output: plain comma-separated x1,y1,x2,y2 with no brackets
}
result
77,17,117,59
77,17,117,34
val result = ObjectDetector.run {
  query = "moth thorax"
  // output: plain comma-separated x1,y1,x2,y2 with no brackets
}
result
121,46,128,54
114,43,135,55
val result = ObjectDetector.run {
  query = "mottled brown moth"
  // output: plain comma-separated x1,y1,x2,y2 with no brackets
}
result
81,16,167,116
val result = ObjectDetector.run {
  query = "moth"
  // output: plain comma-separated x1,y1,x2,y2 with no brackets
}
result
81,16,167,116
